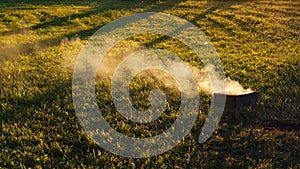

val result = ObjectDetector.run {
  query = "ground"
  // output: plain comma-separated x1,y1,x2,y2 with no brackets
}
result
0,0,299,168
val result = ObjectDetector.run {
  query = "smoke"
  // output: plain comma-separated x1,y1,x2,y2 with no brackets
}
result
0,26,252,97
0,28,33,62
190,64,254,95
0,27,65,62
94,42,254,96
61,35,84,72
1,21,253,97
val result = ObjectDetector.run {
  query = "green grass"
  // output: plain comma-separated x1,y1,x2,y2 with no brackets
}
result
0,0,299,168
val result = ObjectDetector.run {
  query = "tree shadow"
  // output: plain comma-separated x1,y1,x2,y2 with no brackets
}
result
138,0,255,48
0,0,186,36
0,1,124,36
0,0,188,61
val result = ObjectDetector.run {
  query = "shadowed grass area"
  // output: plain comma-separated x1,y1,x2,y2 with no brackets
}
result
0,0,299,168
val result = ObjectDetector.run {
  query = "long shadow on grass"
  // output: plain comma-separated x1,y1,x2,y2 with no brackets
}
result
137,0,255,51
0,2,124,36
0,0,187,61
0,0,185,36
64,0,190,40
0,1,150,60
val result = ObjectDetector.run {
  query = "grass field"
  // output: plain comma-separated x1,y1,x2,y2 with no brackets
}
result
0,0,299,168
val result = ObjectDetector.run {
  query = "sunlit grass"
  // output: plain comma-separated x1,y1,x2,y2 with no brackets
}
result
0,0,299,168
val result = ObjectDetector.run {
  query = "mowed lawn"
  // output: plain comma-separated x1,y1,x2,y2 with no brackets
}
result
0,0,299,168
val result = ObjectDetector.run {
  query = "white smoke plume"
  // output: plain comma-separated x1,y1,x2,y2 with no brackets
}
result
66,40,254,96
190,64,254,95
